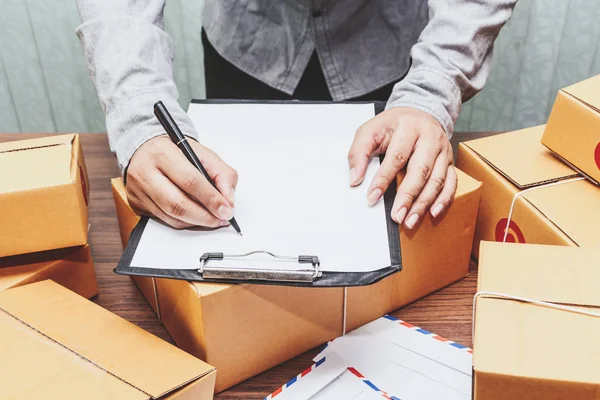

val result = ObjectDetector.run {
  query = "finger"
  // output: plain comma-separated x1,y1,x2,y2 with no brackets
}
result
404,151,450,229
431,164,457,218
148,171,227,228
155,143,235,221
130,189,194,229
369,130,418,207
390,135,442,224
190,141,239,207
347,122,386,187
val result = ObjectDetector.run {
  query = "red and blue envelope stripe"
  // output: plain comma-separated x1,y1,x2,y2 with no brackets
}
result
383,315,473,354
264,357,327,400
265,315,471,399
347,366,401,400
264,357,400,400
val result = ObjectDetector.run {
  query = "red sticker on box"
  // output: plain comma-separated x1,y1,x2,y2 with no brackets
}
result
79,165,88,206
594,142,600,170
495,218,525,243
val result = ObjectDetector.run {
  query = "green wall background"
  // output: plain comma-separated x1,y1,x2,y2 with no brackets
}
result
0,0,599,134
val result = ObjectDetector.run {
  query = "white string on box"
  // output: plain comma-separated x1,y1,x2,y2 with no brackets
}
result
502,177,585,242
472,291,600,339
474,176,591,344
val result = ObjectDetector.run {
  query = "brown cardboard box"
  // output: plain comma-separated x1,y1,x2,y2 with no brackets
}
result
0,244,98,299
111,169,481,391
344,168,482,331
473,241,600,400
112,178,343,392
0,280,216,399
542,74,600,184
456,125,600,258
0,134,90,257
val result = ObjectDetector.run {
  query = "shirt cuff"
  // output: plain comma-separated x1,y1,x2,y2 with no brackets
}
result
385,66,462,138
105,89,199,175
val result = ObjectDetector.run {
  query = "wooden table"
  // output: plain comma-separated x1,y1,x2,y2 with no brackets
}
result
0,132,493,399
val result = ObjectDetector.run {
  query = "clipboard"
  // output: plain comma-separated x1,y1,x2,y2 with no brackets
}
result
115,100,401,287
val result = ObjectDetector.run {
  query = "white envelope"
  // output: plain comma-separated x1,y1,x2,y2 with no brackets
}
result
265,316,472,400
265,352,399,400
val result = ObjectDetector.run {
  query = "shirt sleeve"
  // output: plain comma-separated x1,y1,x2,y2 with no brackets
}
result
75,0,199,173
386,0,517,137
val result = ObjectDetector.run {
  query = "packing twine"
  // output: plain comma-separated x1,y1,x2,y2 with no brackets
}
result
476,176,592,340
502,177,585,242
340,178,587,336
472,291,600,340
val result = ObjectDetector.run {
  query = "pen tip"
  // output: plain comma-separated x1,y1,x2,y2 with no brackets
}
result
238,232,243,236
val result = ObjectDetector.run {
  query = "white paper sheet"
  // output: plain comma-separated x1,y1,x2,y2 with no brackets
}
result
130,103,392,273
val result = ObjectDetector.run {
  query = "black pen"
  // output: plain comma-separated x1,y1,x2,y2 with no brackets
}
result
153,101,242,235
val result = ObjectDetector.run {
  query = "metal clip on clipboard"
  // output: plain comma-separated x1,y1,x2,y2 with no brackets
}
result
199,251,321,283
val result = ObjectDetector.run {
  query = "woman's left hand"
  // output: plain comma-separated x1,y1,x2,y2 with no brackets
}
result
347,106,457,229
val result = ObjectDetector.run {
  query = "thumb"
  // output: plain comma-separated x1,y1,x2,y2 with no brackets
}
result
215,170,237,208
190,141,238,207
210,159,238,208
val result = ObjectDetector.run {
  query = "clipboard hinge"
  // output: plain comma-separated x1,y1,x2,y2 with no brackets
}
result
199,251,321,283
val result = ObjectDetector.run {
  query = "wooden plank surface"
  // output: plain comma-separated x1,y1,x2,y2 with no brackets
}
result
0,132,494,399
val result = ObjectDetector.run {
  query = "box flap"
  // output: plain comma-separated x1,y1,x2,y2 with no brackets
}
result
0,134,74,153
0,134,75,193
463,126,578,189
478,242,600,307
455,167,482,196
0,310,147,399
474,296,600,384
474,242,600,384
562,75,600,112
522,178,600,247
0,247,79,291
0,281,215,399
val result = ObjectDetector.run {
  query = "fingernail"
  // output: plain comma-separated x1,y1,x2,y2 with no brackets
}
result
349,168,357,186
219,220,230,227
368,189,382,206
431,203,444,217
217,205,234,221
395,207,407,224
229,187,236,203
405,214,419,229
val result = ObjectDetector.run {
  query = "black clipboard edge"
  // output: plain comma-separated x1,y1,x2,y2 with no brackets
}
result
115,217,400,287
114,100,402,287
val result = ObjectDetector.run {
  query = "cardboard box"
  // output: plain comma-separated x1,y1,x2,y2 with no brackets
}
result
111,169,481,391
0,280,216,399
0,244,98,299
344,168,482,331
456,125,600,257
0,134,90,257
542,74,600,184
112,179,343,392
473,241,600,400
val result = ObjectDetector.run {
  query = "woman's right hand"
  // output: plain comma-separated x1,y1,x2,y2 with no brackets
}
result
126,135,238,229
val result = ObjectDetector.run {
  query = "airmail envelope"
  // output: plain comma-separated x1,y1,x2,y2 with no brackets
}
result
265,315,472,400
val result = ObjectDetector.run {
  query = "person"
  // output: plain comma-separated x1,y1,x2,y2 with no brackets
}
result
76,1,516,230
